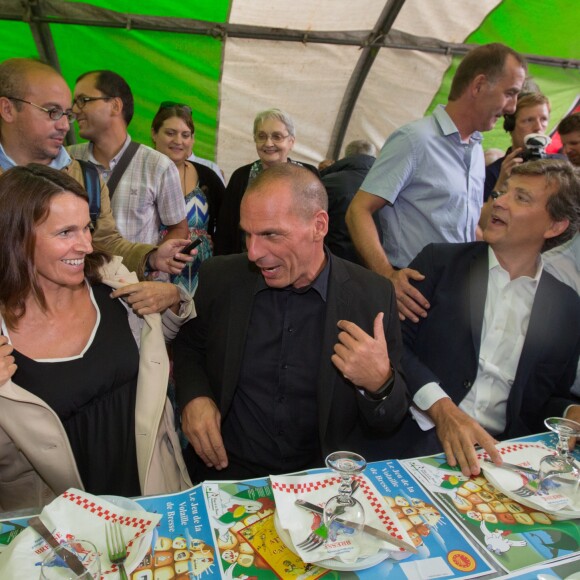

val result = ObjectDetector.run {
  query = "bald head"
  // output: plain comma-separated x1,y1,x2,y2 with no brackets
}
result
245,163,328,221
0,58,62,103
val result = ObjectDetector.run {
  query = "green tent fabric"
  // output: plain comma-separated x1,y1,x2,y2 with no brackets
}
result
0,0,578,179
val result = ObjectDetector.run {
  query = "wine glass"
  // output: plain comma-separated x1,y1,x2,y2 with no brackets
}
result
537,417,580,498
40,540,101,579
323,451,367,543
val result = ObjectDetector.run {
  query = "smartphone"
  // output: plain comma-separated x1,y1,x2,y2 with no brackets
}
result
176,237,202,260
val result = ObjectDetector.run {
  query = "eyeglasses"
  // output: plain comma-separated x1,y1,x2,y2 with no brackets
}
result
254,132,291,144
73,95,112,109
159,101,192,114
6,97,76,121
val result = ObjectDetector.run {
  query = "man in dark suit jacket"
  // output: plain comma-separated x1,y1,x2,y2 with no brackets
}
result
397,159,580,476
174,164,408,482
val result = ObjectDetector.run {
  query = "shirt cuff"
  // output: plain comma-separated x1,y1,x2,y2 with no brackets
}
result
413,382,450,411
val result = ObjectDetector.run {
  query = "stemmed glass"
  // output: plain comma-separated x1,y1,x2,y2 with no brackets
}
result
537,417,580,498
323,451,367,542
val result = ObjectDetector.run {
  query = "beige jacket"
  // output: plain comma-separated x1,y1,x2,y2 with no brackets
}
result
0,257,194,512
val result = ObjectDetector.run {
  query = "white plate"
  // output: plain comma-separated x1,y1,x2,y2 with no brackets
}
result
273,511,391,572
100,495,153,573
478,444,580,520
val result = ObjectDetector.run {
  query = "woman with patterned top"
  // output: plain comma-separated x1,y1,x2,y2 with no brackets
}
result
152,102,225,296
214,108,319,255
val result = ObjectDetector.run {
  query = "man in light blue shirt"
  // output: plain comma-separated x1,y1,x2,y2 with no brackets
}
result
346,43,526,323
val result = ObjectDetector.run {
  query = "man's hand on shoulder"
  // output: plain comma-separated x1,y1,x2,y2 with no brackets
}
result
331,312,392,394
111,281,180,315
181,396,228,470
389,268,429,323
427,398,501,477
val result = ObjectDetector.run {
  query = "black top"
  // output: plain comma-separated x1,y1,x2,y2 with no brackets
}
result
219,257,330,478
320,154,379,264
11,284,141,496
190,161,226,238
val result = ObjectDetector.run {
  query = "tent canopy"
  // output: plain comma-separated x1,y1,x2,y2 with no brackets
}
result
1,0,578,180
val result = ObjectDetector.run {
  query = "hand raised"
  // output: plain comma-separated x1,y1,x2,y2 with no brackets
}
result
331,312,392,393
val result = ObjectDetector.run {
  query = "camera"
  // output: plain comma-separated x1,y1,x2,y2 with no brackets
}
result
519,133,551,162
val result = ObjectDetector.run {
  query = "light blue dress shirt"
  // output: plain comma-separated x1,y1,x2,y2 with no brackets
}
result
361,105,485,268
0,141,71,171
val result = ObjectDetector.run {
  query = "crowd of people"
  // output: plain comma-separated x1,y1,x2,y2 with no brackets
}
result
0,42,578,512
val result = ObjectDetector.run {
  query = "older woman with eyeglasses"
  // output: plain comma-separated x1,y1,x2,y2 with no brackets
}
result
152,102,225,296
214,108,319,255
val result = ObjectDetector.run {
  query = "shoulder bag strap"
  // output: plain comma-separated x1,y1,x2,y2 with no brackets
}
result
107,140,141,199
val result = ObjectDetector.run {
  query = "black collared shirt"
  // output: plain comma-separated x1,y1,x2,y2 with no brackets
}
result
221,254,330,475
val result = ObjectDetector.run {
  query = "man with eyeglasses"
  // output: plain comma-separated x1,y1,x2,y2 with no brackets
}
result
69,70,188,250
0,58,194,313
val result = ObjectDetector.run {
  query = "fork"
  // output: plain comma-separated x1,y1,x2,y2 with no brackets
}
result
296,531,325,551
106,521,129,580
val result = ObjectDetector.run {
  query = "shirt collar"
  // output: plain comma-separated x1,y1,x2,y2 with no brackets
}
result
488,245,544,282
87,134,131,169
434,104,483,144
0,141,71,171
254,247,331,301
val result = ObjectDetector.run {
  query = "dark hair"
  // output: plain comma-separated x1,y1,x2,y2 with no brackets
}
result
448,43,527,101
151,104,195,135
510,159,580,251
245,163,328,219
0,164,110,329
503,92,550,132
77,70,134,126
557,112,580,136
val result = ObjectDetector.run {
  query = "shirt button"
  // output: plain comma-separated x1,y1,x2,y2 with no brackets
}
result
282,364,288,370
288,327,295,333
463,381,472,389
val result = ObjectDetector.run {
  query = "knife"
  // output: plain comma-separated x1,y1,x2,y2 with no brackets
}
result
482,459,572,484
295,499,418,554
28,516,88,576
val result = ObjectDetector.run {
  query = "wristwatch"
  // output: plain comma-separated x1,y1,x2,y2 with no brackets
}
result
361,368,396,402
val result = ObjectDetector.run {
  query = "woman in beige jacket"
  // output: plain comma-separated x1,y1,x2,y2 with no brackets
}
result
0,165,193,512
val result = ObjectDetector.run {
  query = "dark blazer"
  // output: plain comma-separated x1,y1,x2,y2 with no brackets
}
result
214,159,319,255
320,154,379,264
173,252,409,464
402,242,580,439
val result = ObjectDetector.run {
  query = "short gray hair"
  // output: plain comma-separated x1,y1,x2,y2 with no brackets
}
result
253,108,296,138
345,139,376,157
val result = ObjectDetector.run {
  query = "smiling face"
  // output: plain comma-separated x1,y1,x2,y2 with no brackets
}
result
511,103,550,150
473,55,526,132
240,178,328,289
34,192,93,293
254,117,295,168
484,174,567,257
72,73,114,141
152,116,194,165
2,68,72,165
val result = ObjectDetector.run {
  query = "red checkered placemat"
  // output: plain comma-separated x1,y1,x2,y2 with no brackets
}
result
272,474,406,546
476,442,548,461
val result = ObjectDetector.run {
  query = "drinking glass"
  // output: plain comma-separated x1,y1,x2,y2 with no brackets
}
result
537,417,580,497
40,540,101,579
323,451,367,542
